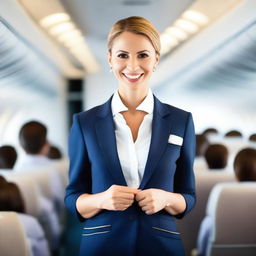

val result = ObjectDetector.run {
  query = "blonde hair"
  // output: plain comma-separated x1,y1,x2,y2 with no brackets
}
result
107,16,161,56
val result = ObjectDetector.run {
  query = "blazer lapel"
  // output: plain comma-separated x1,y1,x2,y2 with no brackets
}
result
139,96,171,189
95,97,127,186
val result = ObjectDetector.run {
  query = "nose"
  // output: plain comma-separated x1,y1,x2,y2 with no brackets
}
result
127,56,140,71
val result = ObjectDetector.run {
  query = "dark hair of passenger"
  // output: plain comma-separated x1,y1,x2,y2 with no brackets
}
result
249,133,256,142
224,130,242,137
0,175,7,186
204,144,228,169
202,128,218,135
47,145,62,159
0,182,25,213
234,148,256,181
0,145,17,169
196,134,209,157
19,121,47,154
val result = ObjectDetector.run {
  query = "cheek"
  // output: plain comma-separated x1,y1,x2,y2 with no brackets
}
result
112,58,125,69
143,61,155,72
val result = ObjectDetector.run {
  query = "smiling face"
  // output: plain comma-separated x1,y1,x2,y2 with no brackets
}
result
108,31,159,92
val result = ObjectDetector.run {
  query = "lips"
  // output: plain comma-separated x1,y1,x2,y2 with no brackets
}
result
123,73,143,82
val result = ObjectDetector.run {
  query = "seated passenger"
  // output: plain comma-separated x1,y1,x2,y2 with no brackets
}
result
224,130,242,137
194,134,209,171
47,145,63,160
196,148,256,256
204,144,228,170
202,128,218,136
0,145,61,252
0,145,17,169
0,178,50,256
15,121,64,211
249,133,256,142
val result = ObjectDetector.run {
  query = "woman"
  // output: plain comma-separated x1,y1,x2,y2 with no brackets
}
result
65,16,196,256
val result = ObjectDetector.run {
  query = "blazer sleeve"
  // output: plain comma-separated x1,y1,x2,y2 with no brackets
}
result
173,112,196,219
64,114,92,222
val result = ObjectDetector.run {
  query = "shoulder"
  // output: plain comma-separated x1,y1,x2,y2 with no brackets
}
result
17,213,44,239
154,96,191,121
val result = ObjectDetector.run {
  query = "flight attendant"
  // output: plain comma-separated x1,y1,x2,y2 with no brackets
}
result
65,16,196,256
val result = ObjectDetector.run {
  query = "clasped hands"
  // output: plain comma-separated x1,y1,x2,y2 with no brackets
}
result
101,184,171,215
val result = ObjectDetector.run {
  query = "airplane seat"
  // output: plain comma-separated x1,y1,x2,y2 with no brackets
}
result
0,171,41,218
205,182,256,256
51,157,69,187
176,171,236,256
0,211,30,256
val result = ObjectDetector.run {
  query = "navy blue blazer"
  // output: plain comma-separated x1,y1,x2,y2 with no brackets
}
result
65,95,196,256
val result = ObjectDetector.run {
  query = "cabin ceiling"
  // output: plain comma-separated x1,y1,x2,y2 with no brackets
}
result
60,0,194,39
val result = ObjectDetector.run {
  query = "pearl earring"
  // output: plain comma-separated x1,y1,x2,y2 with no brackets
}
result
153,67,156,72
109,66,113,72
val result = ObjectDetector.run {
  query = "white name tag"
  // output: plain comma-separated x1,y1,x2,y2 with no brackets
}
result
168,134,183,146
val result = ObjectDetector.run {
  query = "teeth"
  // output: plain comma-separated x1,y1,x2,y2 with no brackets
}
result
124,74,141,79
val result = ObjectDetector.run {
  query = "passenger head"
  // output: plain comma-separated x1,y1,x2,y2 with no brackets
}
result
204,144,228,169
0,175,7,187
249,133,256,142
19,121,49,155
47,145,62,160
196,134,209,157
234,148,256,181
0,145,17,169
0,181,25,213
107,16,161,56
224,130,242,137
202,128,218,136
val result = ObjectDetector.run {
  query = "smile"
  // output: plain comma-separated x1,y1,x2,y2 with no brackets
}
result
123,73,143,82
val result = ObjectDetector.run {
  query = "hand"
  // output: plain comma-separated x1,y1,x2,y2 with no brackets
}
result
100,185,140,211
135,189,169,215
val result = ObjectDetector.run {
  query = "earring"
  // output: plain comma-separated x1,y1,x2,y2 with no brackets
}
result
153,66,156,72
109,66,113,72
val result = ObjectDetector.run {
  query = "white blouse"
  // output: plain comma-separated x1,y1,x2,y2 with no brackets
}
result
111,89,154,188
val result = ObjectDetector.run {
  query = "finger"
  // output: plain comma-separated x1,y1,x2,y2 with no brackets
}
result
142,205,153,213
121,187,141,194
113,192,136,200
114,198,134,205
135,190,148,201
138,197,152,207
113,204,131,211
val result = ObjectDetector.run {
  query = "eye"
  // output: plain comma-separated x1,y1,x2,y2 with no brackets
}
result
138,53,149,58
117,53,128,59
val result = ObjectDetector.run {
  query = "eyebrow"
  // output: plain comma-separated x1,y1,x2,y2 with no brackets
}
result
116,50,150,54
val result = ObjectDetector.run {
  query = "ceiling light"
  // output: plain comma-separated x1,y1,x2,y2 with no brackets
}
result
165,27,188,41
183,10,209,26
175,19,199,34
160,34,179,46
40,13,70,28
64,37,85,48
49,22,75,36
160,34,179,54
57,29,82,43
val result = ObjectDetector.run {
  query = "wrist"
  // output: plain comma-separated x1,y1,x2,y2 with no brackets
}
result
96,191,106,210
164,192,174,208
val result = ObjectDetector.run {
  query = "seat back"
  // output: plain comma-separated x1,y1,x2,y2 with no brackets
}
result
176,171,235,256
51,158,69,187
0,212,30,256
206,182,256,256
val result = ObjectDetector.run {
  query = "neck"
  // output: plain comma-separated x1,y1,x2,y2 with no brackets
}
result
117,86,149,111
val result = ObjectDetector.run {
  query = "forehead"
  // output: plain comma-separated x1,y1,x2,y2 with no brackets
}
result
111,31,155,52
